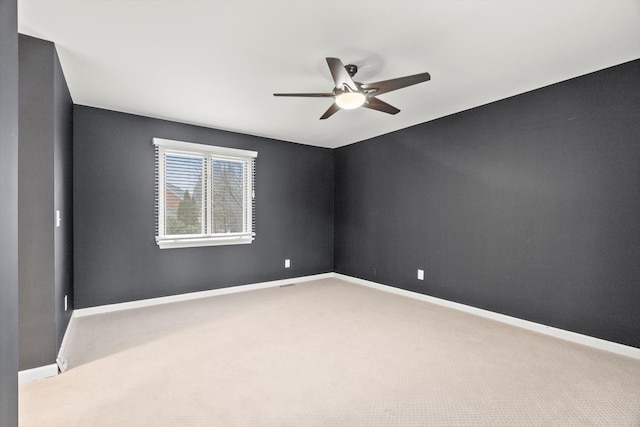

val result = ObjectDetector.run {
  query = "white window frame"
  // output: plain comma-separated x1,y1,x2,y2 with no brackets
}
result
153,138,257,249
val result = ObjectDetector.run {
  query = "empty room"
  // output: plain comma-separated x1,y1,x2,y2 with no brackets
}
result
2,0,640,426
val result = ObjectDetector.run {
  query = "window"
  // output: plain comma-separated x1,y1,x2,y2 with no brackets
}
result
153,138,257,249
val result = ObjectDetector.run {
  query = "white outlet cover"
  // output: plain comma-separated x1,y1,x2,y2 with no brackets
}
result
417,269,424,280
285,259,291,268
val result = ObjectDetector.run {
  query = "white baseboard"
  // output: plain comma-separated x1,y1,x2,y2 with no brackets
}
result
18,364,58,384
20,315,75,383
57,315,75,373
335,273,640,360
73,272,334,318
64,271,640,362
53,273,330,378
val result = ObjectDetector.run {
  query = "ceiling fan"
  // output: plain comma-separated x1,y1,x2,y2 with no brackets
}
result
274,57,431,120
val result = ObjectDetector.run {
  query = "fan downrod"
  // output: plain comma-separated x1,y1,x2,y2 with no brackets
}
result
345,64,358,77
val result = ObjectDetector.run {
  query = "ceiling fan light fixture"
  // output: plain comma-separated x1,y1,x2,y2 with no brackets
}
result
335,92,366,110
274,57,430,119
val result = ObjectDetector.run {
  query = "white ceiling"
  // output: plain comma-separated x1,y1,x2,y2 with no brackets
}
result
18,0,640,149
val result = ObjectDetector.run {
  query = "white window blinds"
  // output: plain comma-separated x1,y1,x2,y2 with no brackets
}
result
153,138,257,249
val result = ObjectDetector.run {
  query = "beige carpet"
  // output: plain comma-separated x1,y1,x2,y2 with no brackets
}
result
19,278,640,426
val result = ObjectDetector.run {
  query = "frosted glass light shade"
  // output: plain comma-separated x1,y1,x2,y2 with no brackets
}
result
335,92,365,109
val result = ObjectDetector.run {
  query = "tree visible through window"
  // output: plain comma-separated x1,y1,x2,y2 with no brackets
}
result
165,153,203,236
211,159,244,234
154,138,257,249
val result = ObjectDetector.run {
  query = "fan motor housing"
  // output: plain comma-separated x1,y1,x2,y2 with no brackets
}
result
345,64,358,77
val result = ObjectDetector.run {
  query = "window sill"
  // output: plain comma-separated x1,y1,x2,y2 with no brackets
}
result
156,235,254,249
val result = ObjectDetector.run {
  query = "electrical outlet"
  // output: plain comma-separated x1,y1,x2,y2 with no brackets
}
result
417,269,424,280
56,210,61,227
285,259,291,268
64,295,68,311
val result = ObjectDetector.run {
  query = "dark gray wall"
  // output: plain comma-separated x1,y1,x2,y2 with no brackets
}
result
335,59,640,349
53,47,74,352
18,35,74,370
73,106,334,308
19,34,55,370
0,0,19,424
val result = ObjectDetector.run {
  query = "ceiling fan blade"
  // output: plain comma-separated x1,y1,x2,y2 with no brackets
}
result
273,92,334,97
326,57,358,92
362,97,400,115
319,103,340,120
360,72,430,96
